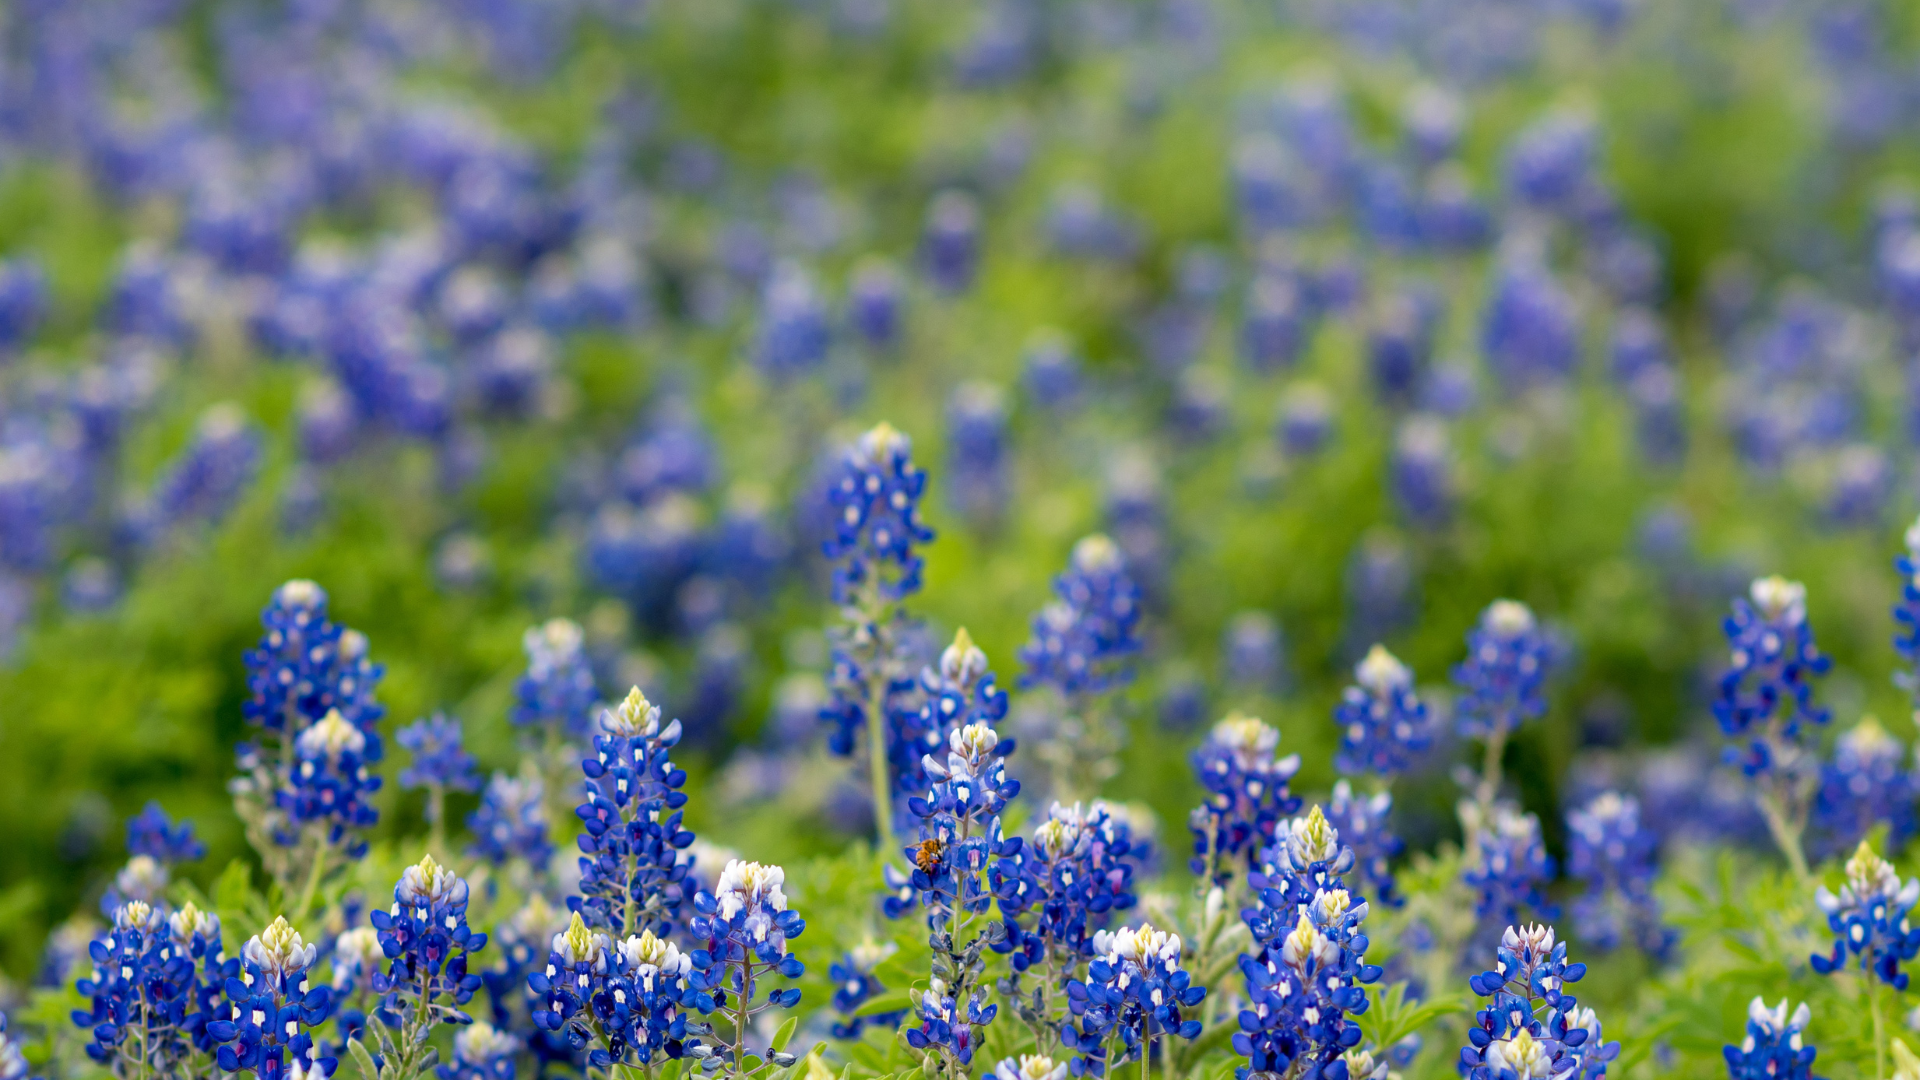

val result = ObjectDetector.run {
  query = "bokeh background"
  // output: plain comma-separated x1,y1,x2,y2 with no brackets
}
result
0,0,1915,1014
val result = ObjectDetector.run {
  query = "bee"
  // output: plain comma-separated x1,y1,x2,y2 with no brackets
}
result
913,837,946,875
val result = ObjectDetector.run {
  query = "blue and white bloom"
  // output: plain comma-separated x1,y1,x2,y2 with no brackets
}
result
1188,714,1303,886
823,422,934,604
1335,645,1431,777
1464,803,1555,929
1714,576,1831,778
1811,840,1920,988
1566,793,1671,958
1061,923,1207,1076
1454,601,1553,742
512,619,600,740
1461,924,1615,1080
1812,716,1915,856
1723,999,1818,1080
575,688,697,937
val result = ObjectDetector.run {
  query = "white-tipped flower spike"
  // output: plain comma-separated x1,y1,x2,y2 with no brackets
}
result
602,686,674,739
1750,575,1807,625
619,928,692,979
1485,599,1536,637
246,917,317,981
455,1022,521,1065
1282,805,1342,867
331,926,381,991
1484,1028,1553,1079
1033,801,1090,861
1743,997,1811,1048
297,708,365,757
1212,712,1280,764
553,911,609,968
1341,1048,1390,1080
395,852,467,911
995,1054,1069,1080
168,902,219,945
526,618,585,667
1071,532,1123,573
715,860,789,921
855,421,911,467
115,900,160,933
1280,911,1340,972
276,579,324,610
1095,922,1182,971
940,627,989,688
1354,644,1413,695
116,855,169,902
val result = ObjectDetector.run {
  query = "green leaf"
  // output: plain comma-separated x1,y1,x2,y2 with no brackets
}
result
854,990,913,1017
347,1038,379,1080
214,859,255,917
771,1015,800,1052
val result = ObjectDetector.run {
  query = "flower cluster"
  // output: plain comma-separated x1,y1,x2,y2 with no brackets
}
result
1713,576,1832,777
1061,924,1207,1076
1463,804,1555,929
829,941,905,1039
512,619,600,741
997,801,1149,971
1188,714,1303,886
280,709,384,859
1234,807,1384,1080
468,769,555,869
213,917,338,1080
1895,516,1920,697
242,580,385,747
369,855,488,1017
0,1011,39,1080
1019,534,1144,698
397,714,481,795
890,721,1022,926
1723,999,1819,1080
886,630,1012,819
1460,925,1616,1080
1453,600,1553,742
529,912,714,1071
72,901,225,1076
1566,793,1672,958
906,983,996,1071
125,802,207,865
1810,841,1920,988
575,688,698,937
439,1022,520,1080
1811,717,1915,857
1326,781,1403,909
687,861,806,1070
1334,645,1431,776
823,422,934,603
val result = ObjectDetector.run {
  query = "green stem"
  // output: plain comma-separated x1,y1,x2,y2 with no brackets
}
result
295,835,331,924
1473,723,1510,818
861,593,894,855
1757,786,1810,883
1871,976,1887,1080
428,783,446,858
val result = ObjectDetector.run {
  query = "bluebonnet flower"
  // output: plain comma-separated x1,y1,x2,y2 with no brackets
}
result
329,926,382,1043
397,714,481,796
823,422,934,604
1234,807,1383,1080
876,630,1011,831
468,769,554,869
1390,415,1452,525
1366,291,1441,406
241,580,386,751
1334,645,1431,777
369,856,487,1034
1566,793,1672,958
754,262,831,378
1810,841,1920,988
829,940,904,1039
0,257,48,354
101,854,170,916
1714,576,1831,783
688,861,806,1069
891,721,1021,926
1188,715,1303,886
1463,804,1556,931
1455,601,1553,744
1023,331,1082,411
1061,923,1206,1076
1482,259,1580,395
512,618,600,741
150,404,261,532
1223,612,1285,694
438,1022,519,1080
1460,924,1616,1080
1892,517,1920,698
126,801,205,864
1241,273,1311,373
907,983,996,1072
946,382,1009,527
279,709,383,860
1020,535,1143,698
997,800,1149,971
923,191,982,294
0,1010,39,1080
211,917,338,1080
72,901,201,1076
993,1055,1068,1080
1723,999,1820,1080
1327,781,1402,909
848,257,905,348
574,689,696,937
1812,717,1915,856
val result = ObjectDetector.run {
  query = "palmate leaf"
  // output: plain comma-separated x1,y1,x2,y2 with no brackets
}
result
1362,981,1460,1052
